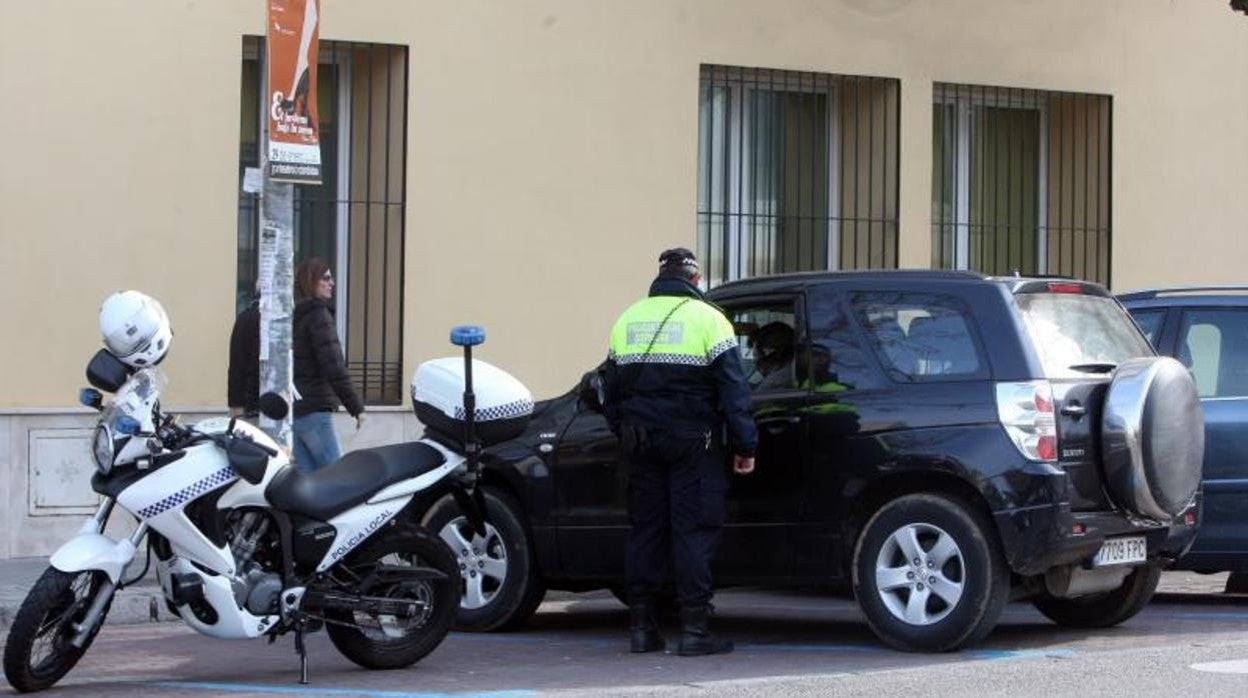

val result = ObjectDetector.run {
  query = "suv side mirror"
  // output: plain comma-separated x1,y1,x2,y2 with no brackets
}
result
578,370,604,413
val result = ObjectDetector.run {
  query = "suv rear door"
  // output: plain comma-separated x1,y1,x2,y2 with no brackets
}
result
1014,282,1157,512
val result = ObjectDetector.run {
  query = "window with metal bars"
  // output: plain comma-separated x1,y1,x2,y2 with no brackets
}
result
932,83,1112,285
697,66,900,288
237,37,408,405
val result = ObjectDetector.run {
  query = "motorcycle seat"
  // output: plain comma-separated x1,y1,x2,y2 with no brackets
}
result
265,442,447,521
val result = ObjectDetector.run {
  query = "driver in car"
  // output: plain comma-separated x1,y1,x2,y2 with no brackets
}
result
749,322,797,391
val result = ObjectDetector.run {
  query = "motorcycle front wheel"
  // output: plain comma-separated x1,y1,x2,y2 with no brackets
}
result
325,523,459,670
3,568,112,693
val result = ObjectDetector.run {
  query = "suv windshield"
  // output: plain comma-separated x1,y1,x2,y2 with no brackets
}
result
1016,293,1154,379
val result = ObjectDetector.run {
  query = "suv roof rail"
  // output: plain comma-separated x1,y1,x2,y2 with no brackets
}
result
1118,285,1248,301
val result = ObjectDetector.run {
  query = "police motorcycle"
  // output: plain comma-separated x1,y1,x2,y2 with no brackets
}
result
3,292,534,693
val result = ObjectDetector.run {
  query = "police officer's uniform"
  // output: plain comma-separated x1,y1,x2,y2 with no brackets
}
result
602,249,757,656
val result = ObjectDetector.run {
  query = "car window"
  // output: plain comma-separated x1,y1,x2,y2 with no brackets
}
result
1178,310,1248,398
806,288,885,391
1017,293,1154,379
1129,310,1165,349
850,292,984,382
728,304,804,393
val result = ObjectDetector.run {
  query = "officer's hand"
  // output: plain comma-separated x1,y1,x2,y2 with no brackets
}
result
733,455,755,475
228,406,244,418
355,413,367,431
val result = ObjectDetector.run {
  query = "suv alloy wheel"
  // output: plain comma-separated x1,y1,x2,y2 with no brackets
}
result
852,493,1009,652
423,489,546,631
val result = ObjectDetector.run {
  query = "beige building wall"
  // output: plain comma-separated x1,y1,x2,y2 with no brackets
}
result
2,0,1247,411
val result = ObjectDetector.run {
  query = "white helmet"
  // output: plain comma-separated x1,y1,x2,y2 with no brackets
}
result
99,291,173,368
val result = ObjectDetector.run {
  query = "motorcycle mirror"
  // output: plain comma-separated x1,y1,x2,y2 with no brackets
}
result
86,349,131,393
257,392,289,420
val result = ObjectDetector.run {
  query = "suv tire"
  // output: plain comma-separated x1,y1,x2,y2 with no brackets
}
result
1102,357,1203,520
423,489,546,631
852,493,1009,652
1032,562,1161,628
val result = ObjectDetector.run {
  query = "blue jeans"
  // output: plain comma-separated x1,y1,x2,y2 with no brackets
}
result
292,411,342,472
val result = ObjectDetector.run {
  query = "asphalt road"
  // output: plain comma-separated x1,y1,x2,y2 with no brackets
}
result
4,588,1248,697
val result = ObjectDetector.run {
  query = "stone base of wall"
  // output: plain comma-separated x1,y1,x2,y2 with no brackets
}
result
0,408,422,559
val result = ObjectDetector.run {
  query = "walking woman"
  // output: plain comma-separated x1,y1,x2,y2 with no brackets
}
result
292,257,365,471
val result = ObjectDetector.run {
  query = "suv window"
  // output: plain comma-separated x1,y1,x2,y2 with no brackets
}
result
1178,310,1248,398
807,289,884,391
1017,293,1154,379
729,304,805,393
850,292,984,382
1130,309,1166,349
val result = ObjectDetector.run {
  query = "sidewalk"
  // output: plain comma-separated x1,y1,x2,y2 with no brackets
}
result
0,556,175,632
0,555,1235,632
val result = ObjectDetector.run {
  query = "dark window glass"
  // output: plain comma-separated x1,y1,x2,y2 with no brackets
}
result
807,289,884,391
1129,310,1165,349
728,304,803,393
697,66,901,287
932,84,1112,286
851,292,984,382
236,38,408,405
1178,310,1248,398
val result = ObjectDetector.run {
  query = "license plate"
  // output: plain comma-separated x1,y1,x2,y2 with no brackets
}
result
1091,536,1147,567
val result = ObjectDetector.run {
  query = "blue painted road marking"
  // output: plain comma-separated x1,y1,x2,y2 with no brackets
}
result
143,682,536,698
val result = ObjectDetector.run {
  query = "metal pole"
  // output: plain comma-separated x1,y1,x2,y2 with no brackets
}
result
259,54,295,450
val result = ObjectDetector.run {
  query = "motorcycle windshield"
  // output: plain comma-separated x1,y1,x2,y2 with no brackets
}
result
101,369,166,431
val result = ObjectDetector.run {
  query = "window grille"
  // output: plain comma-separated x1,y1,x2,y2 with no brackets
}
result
698,66,900,288
932,83,1112,285
238,38,408,405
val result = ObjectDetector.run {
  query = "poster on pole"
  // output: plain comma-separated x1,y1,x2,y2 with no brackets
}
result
266,0,322,184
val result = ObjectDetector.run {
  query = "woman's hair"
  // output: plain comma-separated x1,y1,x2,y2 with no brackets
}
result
294,257,331,300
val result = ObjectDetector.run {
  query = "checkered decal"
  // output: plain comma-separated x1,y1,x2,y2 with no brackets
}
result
614,352,709,366
454,399,535,422
136,466,238,519
707,337,739,362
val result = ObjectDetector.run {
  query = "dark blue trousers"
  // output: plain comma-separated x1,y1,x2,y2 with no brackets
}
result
625,428,726,607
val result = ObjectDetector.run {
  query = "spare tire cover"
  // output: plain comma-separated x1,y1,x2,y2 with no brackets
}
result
1102,356,1204,521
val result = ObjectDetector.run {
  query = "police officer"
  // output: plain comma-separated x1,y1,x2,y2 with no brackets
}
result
602,248,758,656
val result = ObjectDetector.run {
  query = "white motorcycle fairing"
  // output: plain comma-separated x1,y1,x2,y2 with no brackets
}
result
158,556,279,639
48,519,140,585
116,441,244,576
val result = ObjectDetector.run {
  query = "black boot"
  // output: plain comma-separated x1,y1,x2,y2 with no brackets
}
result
677,603,733,656
629,601,665,653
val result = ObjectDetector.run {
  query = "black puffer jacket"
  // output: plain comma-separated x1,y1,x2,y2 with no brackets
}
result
227,300,261,415
293,298,364,418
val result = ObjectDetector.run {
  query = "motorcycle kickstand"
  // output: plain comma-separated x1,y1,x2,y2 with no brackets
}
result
294,619,309,685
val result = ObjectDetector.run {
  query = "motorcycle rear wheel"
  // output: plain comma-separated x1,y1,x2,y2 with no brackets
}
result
325,524,459,670
3,568,111,693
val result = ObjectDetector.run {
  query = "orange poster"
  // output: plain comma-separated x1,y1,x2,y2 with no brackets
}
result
266,0,322,184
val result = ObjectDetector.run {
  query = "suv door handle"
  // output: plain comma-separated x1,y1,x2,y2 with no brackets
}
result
1061,403,1086,419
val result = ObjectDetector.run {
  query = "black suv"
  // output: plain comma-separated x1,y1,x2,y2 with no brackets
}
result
422,271,1204,652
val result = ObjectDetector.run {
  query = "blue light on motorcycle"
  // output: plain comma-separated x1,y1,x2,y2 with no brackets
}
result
451,325,486,347
78,388,102,409
115,415,142,436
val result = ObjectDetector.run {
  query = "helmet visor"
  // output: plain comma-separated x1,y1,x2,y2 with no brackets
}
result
103,325,150,357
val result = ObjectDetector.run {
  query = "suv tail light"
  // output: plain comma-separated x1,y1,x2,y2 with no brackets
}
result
996,380,1058,462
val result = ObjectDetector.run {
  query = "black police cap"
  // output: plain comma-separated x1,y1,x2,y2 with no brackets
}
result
658,247,699,272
